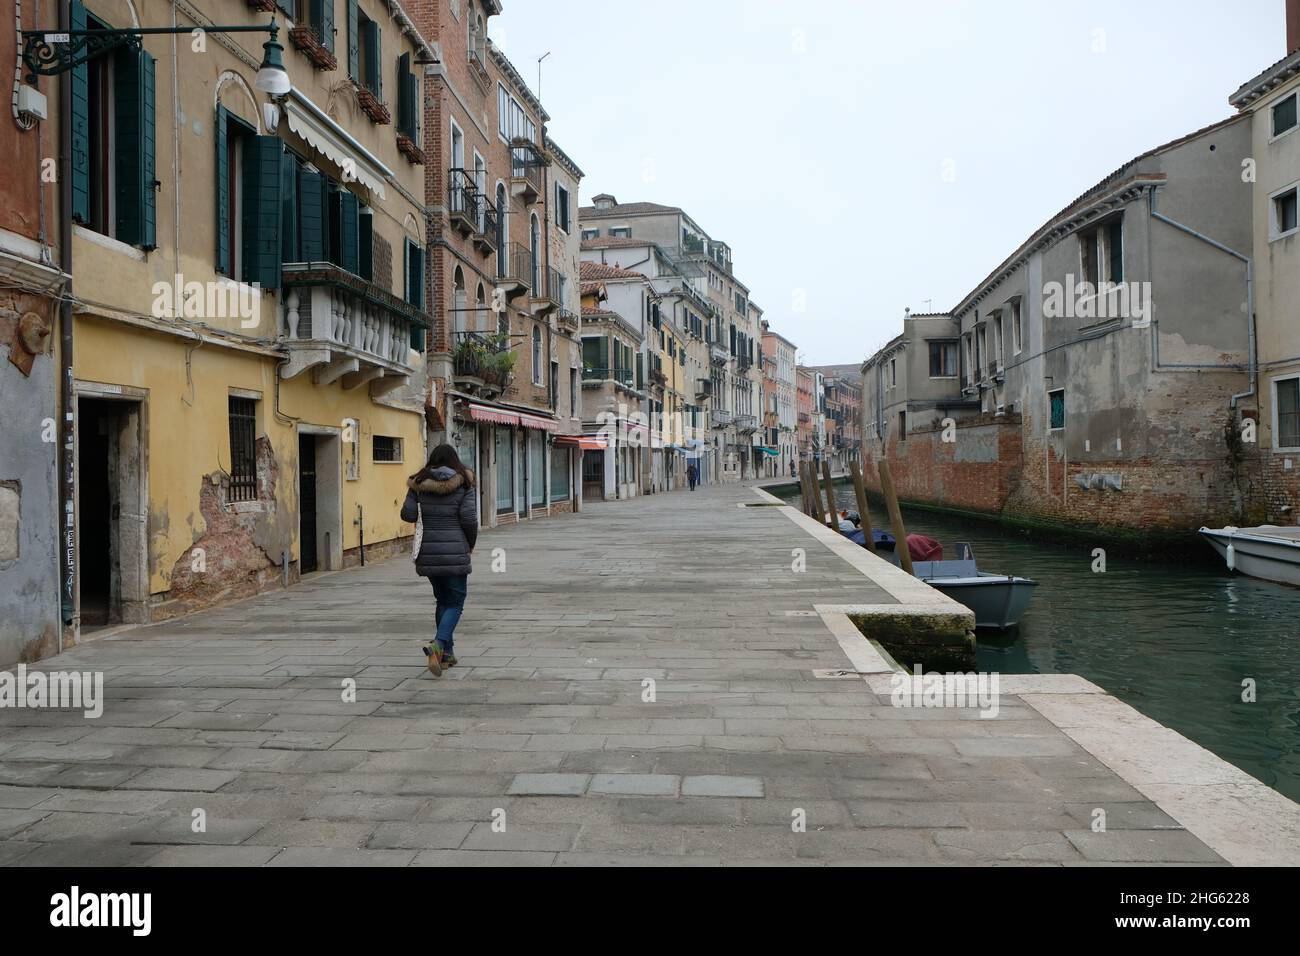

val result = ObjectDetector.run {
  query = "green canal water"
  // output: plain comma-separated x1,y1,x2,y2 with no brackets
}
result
789,485,1300,804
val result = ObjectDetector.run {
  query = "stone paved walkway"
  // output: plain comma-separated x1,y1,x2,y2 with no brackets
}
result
0,481,1225,865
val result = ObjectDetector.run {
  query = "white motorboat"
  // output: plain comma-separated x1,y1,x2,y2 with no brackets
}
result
1199,525,1300,587
911,543,1038,630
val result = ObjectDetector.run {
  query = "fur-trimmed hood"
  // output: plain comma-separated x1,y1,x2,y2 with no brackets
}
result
408,466,475,495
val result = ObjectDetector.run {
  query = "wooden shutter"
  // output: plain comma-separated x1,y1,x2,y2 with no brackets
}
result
215,106,230,274
397,52,411,136
241,136,283,290
114,47,156,248
358,208,373,280
280,149,298,264
346,0,359,81
298,166,326,261
70,0,89,223
314,0,335,54
362,21,381,97
340,189,359,275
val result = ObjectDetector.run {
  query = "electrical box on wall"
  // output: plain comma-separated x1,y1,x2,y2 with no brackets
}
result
17,85,48,121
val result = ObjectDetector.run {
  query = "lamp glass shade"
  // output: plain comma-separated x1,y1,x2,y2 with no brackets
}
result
255,65,290,95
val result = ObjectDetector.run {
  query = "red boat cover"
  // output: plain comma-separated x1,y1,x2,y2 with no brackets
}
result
906,534,943,562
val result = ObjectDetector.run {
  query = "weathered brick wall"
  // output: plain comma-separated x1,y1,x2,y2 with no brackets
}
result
1256,453,1300,524
861,415,1023,516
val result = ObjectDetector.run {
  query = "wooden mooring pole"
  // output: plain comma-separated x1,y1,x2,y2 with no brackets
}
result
820,460,838,530
877,459,913,575
848,460,876,554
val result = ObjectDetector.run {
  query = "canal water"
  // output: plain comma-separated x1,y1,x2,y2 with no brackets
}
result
789,484,1300,804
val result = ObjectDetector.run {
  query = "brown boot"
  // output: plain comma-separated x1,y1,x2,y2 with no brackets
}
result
423,644,443,677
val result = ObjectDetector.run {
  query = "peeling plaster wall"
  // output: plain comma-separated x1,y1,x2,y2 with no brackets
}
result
73,319,424,617
0,293,61,666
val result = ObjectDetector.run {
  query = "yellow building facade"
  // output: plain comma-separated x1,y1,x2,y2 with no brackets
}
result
64,0,432,629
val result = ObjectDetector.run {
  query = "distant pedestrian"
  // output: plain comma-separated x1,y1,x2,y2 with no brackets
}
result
401,444,477,677
687,461,699,490
789,460,796,478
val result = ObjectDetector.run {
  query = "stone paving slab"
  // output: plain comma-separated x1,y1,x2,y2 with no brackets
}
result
0,480,1272,866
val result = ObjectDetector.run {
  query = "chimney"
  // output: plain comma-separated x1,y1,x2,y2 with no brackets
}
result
1290,0,1300,53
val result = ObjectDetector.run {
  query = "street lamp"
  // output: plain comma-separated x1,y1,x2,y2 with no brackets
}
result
21,18,285,86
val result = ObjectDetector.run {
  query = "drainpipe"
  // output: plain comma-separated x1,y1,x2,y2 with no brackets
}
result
57,0,74,645
1147,188,1255,408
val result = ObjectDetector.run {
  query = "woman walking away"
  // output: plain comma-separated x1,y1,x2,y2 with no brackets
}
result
401,444,477,677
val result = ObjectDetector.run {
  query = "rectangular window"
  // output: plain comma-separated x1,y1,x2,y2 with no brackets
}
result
897,411,906,441
1273,186,1299,238
528,431,545,506
1079,230,1100,285
396,52,419,141
1107,219,1124,283
1273,92,1298,138
549,446,570,500
494,427,514,513
1010,300,1023,354
372,435,402,462
228,397,259,502
609,227,631,238
73,8,157,249
1049,389,1066,430
581,228,598,241
1277,378,1300,449
556,183,571,232
928,341,958,377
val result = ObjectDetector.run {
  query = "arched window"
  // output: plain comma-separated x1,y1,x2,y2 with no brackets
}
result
495,183,507,279
453,266,467,335
475,282,487,332
532,325,543,384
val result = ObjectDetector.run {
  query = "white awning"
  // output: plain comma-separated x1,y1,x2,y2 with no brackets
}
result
283,90,391,200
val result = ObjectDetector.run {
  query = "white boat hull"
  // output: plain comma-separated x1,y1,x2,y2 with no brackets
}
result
1199,526,1300,587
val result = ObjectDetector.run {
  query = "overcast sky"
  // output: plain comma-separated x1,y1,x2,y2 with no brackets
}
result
489,0,1287,366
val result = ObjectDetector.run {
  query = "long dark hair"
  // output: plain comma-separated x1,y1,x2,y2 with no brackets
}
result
412,443,474,487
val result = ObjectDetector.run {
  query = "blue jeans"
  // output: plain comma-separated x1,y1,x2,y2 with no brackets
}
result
431,575,468,653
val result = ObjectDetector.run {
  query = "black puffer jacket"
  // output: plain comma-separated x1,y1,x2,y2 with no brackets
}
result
400,467,478,577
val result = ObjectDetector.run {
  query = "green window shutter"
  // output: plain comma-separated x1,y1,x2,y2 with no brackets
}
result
396,52,410,136
340,190,359,275
114,48,155,248
298,166,325,260
215,106,230,274
280,149,298,264
407,69,420,141
346,0,359,80
70,0,89,223
1108,220,1124,283
406,239,424,349
361,22,381,97
358,208,373,280
241,136,283,290
313,0,335,55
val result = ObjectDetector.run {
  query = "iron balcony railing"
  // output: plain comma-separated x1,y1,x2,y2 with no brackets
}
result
476,194,499,246
448,168,478,228
510,140,544,197
452,330,511,381
539,265,564,305
582,366,636,388
710,408,734,427
499,241,534,291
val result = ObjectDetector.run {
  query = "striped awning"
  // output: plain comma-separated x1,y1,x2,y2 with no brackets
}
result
465,402,519,426
518,413,559,432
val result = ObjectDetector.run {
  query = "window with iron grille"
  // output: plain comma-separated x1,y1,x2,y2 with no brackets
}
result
373,435,403,463
1049,389,1066,430
228,397,258,501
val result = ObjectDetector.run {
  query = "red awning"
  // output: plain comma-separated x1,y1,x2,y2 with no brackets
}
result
556,435,608,450
518,413,559,432
466,403,519,426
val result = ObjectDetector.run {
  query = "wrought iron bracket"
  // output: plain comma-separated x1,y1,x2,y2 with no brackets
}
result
20,23,276,85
